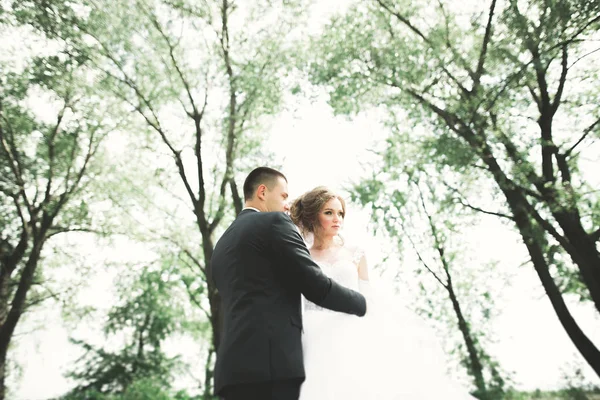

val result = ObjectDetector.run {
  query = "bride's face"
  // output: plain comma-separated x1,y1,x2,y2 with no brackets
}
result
317,198,345,238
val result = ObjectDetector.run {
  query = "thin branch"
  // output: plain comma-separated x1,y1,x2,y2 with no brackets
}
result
564,116,600,158
193,87,210,233
568,46,600,70
177,254,211,319
180,247,205,275
145,7,200,117
468,162,489,171
400,217,448,289
483,54,531,112
0,103,34,216
441,181,514,220
209,0,238,233
84,35,195,210
53,124,103,218
410,184,449,289
24,291,61,309
43,99,69,206
90,48,201,213
484,19,595,114
376,0,472,95
181,276,211,321
46,227,106,239
551,45,569,116
160,234,206,276
473,0,497,90
564,14,600,47
457,197,514,220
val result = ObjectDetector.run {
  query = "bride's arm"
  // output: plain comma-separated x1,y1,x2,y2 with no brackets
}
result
357,251,369,281
356,253,381,317
356,250,373,302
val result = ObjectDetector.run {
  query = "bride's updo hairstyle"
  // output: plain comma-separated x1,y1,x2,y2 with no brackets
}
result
290,186,346,237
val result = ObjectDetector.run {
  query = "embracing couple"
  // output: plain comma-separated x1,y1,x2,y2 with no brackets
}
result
211,167,476,400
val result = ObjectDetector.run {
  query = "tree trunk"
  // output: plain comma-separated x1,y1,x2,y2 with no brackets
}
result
0,350,6,400
201,234,221,354
550,209,600,314
0,238,44,400
485,155,600,376
446,280,488,398
203,348,215,399
200,231,221,397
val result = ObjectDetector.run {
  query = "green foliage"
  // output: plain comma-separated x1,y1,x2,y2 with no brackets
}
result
10,0,85,41
307,0,600,305
65,264,198,396
0,50,114,237
60,378,202,400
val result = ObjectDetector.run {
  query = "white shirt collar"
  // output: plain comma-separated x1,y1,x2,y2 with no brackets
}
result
242,207,260,212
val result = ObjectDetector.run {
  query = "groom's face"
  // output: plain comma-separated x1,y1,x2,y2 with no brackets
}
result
263,176,290,213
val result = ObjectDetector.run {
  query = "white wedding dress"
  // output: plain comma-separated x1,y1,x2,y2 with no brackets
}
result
299,247,477,399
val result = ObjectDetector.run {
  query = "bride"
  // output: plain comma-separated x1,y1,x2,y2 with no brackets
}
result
289,186,477,399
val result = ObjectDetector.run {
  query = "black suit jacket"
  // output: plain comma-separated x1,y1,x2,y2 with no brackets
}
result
211,209,367,394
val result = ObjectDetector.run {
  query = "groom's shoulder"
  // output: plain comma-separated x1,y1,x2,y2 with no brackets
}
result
259,212,298,231
237,210,290,225
262,211,293,224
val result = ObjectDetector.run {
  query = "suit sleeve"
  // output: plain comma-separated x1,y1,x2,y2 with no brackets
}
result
271,213,366,317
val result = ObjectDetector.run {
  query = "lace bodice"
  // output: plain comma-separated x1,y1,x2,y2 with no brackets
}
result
304,247,364,313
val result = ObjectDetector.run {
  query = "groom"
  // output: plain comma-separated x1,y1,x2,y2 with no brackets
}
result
211,167,367,400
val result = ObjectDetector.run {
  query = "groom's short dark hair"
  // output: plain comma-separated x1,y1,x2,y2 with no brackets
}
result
243,167,287,201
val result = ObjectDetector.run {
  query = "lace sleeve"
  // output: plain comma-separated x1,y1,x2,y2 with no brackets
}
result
352,247,365,266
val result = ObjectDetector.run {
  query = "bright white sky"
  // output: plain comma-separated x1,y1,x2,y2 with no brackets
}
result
6,0,600,398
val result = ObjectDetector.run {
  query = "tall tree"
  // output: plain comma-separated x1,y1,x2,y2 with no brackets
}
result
0,50,114,400
354,163,509,399
308,0,600,375
58,0,307,392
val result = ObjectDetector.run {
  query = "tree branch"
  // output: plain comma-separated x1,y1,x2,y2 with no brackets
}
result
0,102,34,216
376,0,472,95
551,45,569,116
209,0,238,233
521,198,576,255
410,183,449,289
229,179,242,215
441,181,514,220
46,226,106,239
181,276,211,321
563,116,600,158
473,0,497,91
400,216,448,289
146,6,200,118
568,46,600,70
457,197,514,220
88,36,202,215
43,98,69,206
53,123,103,219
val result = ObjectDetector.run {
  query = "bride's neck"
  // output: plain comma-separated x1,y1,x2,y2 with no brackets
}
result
312,235,337,250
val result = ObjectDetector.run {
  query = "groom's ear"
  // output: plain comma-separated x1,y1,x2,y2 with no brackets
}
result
256,184,267,200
